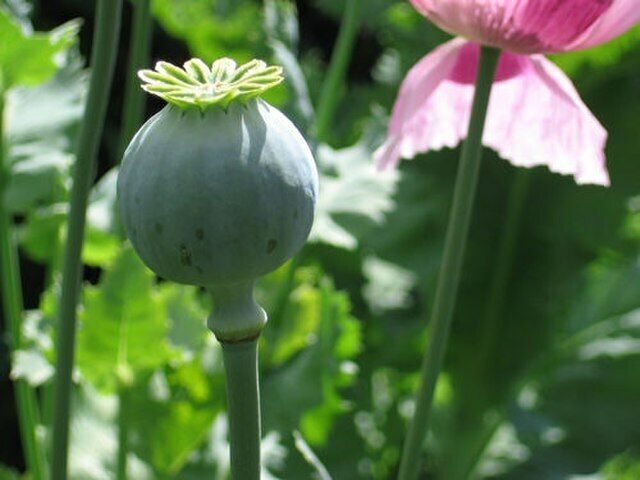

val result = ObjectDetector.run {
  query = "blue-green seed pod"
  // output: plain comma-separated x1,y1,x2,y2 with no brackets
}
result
117,58,318,341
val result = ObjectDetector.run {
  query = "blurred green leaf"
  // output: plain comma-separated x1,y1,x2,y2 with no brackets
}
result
600,450,640,479
362,255,416,313
5,61,85,214
553,26,640,79
262,269,361,449
19,170,122,268
259,266,325,368
161,283,209,357
151,0,264,62
128,354,224,477
2,0,31,29
312,128,398,250
68,386,153,480
0,464,22,480
18,205,64,263
0,8,79,90
77,246,172,393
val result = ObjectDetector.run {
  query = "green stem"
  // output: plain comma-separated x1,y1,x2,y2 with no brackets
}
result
0,91,47,480
315,0,360,141
221,339,261,480
396,46,501,480
50,2,123,479
117,0,152,161
116,387,130,480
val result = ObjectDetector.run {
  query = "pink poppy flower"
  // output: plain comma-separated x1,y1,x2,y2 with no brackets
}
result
375,0,640,185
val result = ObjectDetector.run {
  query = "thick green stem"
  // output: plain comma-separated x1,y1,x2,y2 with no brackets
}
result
208,283,265,479
396,46,501,480
315,0,360,141
117,0,152,161
116,387,130,480
0,91,47,480
221,339,261,480
50,2,123,479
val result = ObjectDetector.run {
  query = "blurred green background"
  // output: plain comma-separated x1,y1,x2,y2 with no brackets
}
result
1,0,640,478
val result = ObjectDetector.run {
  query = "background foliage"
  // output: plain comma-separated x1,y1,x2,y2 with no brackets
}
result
1,0,640,478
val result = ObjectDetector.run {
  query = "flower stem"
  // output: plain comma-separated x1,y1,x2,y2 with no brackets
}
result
116,386,130,480
221,339,262,480
315,0,360,141
207,283,266,479
0,92,47,480
396,46,501,480
50,2,123,479
117,0,153,161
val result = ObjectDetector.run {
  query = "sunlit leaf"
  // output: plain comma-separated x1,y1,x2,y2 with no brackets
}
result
77,246,172,393
0,9,79,89
262,271,361,447
161,283,209,358
5,62,85,214
68,386,154,480
362,255,416,313
128,353,224,477
10,348,54,387
311,126,398,250
600,450,640,479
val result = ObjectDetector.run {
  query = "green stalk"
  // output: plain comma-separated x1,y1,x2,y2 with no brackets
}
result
116,386,130,480
117,0,152,161
0,92,47,480
396,46,501,480
221,339,261,480
50,2,123,479
315,0,360,141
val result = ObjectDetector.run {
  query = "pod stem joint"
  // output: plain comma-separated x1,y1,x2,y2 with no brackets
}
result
207,281,267,343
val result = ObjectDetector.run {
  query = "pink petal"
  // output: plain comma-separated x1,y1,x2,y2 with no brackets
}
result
569,0,640,50
409,0,615,54
375,41,610,186
374,38,467,170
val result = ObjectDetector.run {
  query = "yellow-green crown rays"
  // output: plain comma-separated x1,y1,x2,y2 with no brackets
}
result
138,58,284,110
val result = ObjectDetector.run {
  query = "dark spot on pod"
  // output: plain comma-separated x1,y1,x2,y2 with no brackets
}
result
195,266,203,274
180,245,192,266
131,228,138,239
266,239,277,254
293,210,299,219
155,223,163,235
195,228,204,240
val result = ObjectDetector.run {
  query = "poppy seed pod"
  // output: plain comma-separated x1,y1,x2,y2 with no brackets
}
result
117,58,318,341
